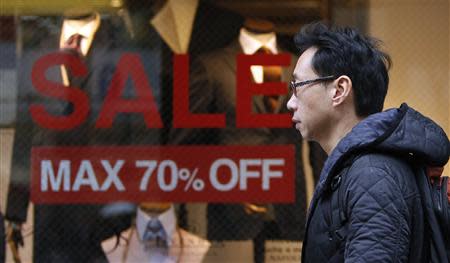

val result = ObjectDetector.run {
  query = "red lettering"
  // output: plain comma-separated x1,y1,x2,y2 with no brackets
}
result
236,53,292,128
172,55,226,128
96,53,163,128
30,53,292,130
30,53,89,130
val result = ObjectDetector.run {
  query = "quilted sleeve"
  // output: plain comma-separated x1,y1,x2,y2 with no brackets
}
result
343,164,411,262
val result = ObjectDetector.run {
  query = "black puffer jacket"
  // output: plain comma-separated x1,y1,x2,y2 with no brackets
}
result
302,104,450,262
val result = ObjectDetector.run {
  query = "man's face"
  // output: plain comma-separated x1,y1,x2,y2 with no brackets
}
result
287,47,332,141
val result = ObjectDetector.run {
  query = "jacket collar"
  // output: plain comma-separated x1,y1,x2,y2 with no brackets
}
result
305,103,450,233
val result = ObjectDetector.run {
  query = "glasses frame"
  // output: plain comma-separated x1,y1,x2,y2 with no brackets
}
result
290,75,336,97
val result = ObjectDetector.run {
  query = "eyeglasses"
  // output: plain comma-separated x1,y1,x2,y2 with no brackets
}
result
290,75,336,97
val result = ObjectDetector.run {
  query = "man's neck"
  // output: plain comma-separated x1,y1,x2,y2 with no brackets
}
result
320,113,364,155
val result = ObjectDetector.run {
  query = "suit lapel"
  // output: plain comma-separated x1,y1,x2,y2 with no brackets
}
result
222,40,239,75
82,18,117,101
45,22,68,113
226,40,268,114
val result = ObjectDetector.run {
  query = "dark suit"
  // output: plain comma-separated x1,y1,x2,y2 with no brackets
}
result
6,14,137,263
169,39,321,243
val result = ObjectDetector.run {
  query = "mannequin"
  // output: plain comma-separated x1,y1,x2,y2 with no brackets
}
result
168,16,326,263
238,18,280,217
5,6,135,262
102,202,210,263
170,17,285,262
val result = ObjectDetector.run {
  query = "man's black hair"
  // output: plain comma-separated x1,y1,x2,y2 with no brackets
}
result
294,22,392,116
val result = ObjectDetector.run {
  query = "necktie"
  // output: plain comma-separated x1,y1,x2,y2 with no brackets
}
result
256,46,282,112
143,219,168,250
61,33,83,57
60,34,84,85
60,34,84,115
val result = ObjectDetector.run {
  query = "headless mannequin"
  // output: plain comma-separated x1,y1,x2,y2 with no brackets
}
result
242,20,282,262
239,18,279,216
6,10,127,262
5,10,102,260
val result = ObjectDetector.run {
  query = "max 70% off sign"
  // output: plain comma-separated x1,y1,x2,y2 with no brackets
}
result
31,146,295,203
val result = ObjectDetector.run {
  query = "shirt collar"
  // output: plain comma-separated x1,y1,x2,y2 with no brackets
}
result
238,27,277,55
136,205,177,245
60,12,100,49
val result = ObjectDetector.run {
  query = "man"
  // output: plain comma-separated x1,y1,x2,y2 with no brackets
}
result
287,22,450,262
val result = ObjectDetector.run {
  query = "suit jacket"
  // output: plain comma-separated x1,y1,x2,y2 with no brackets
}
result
170,39,294,144
169,39,315,240
102,227,210,263
6,14,138,263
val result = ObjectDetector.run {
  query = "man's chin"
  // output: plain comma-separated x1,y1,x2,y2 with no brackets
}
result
293,123,309,139
299,130,312,141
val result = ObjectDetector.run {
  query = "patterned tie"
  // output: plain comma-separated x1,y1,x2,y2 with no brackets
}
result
60,34,84,85
256,46,282,112
143,219,168,249
61,33,83,57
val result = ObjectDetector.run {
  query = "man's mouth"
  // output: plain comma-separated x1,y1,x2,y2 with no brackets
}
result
292,119,301,129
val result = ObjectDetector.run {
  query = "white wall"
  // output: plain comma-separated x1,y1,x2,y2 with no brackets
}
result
368,0,449,172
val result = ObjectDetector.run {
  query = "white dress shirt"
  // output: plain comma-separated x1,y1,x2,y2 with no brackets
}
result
102,206,210,263
60,12,100,56
136,206,176,246
238,27,278,83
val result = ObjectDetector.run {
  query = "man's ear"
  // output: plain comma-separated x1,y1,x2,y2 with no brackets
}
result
331,75,352,106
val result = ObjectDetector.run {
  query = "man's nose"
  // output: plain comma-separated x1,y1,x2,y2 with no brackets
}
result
286,94,296,112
